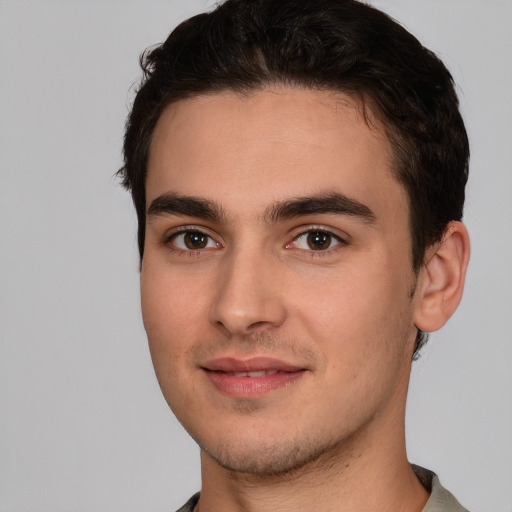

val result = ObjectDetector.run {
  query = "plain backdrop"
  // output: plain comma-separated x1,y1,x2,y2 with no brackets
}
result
1,1,511,511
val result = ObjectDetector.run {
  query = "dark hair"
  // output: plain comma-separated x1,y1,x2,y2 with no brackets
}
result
119,0,469,356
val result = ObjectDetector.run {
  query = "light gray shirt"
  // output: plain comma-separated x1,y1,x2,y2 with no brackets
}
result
413,465,469,512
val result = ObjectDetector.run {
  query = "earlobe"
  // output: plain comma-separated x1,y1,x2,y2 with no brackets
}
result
414,221,470,333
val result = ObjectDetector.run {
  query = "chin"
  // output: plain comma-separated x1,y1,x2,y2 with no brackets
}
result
197,430,348,477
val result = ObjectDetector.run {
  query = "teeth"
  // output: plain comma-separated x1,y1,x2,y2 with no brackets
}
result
229,370,278,377
247,371,266,377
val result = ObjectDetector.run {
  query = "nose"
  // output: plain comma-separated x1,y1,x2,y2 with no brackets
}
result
209,248,287,337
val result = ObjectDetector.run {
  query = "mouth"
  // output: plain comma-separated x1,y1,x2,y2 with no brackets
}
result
201,357,307,397
222,369,280,377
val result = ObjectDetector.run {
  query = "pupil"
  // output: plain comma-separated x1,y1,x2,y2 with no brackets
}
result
184,231,207,249
307,231,331,250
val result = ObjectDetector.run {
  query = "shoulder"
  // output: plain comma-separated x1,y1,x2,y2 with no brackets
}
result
412,465,470,512
175,492,200,512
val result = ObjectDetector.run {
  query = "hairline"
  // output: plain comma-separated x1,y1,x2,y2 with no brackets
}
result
146,82,419,268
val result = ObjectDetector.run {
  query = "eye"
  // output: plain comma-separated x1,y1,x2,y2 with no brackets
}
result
291,230,343,251
170,230,219,251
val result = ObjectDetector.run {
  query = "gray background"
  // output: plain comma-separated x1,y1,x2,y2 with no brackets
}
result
1,1,511,511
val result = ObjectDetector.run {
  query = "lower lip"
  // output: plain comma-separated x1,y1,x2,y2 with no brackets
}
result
204,370,305,397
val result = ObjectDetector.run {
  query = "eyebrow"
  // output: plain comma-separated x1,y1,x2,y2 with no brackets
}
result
146,192,376,225
147,193,226,222
266,193,376,225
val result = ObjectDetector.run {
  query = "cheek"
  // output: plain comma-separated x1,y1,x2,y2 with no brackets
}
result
294,265,414,419
292,260,414,364
140,262,213,415
140,260,207,371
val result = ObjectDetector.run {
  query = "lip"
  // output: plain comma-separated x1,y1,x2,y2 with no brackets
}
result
202,357,307,397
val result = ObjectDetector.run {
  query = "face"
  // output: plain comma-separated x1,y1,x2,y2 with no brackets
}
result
142,87,420,475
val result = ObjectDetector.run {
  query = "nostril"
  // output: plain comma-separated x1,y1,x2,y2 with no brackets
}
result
248,320,270,330
209,263,288,335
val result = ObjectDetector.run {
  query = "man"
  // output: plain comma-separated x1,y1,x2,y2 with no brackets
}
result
119,0,470,510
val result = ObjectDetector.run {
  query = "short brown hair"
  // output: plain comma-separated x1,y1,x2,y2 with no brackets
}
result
119,0,469,355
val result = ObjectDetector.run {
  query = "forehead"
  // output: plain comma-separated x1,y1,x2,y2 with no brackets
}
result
146,87,404,222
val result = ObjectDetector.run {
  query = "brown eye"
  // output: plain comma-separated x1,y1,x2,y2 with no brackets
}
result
170,230,218,251
290,230,344,252
183,231,208,249
306,231,332,250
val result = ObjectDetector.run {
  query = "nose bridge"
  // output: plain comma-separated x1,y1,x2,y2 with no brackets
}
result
210,242,287,335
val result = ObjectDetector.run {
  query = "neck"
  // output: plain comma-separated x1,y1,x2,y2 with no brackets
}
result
197,418,428,512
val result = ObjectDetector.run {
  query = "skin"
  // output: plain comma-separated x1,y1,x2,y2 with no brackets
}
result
141,87,469,512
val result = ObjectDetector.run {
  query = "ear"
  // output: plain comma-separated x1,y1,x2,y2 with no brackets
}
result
414,221,470,333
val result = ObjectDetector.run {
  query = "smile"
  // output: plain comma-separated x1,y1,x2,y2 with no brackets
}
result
202,358,307,397
225,370,278,377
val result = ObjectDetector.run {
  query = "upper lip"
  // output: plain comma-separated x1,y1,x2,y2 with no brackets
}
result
202,357,304,373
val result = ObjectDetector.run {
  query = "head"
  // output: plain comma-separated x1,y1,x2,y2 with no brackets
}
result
120,0,470,477
119,0,469,358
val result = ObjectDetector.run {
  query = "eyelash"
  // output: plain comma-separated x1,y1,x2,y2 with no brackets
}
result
164,226,220,258
163,226,347,257
287,227,347,258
